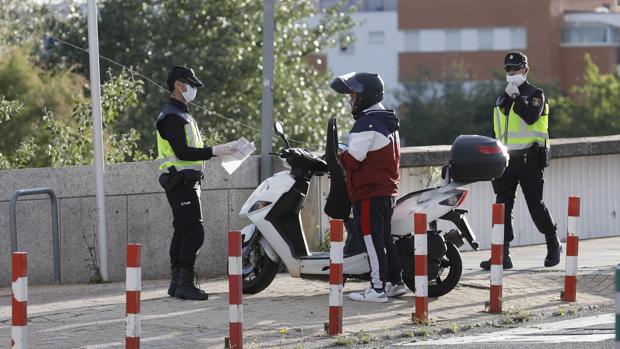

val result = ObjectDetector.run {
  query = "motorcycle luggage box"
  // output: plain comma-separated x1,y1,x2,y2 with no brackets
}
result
448,135,508,182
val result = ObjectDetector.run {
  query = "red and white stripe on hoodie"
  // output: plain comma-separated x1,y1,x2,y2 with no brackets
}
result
339,104,400,202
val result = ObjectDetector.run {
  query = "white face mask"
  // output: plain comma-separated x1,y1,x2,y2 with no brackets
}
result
506,73,526,86
181,84,197,102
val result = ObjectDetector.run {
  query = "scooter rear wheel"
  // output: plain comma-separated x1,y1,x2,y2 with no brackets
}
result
242,233,280,294
401,240,462,298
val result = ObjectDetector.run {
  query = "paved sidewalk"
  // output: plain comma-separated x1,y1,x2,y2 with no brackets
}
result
1,237,618,348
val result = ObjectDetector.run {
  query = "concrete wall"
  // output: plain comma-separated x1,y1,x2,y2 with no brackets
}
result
0,158,260,286
1,135,618,286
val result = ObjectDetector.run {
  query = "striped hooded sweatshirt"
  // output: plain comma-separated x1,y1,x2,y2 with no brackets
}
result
339,105,400,202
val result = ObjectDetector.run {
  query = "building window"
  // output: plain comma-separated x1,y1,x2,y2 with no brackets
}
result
403,27,527,52
317,0,397,12
562,25,619,45
478,28,494,50
368,31,385,44
510,28,527,49
446,29,461,51
404,30,421,52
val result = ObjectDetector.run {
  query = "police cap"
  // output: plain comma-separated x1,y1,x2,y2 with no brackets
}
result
504,51,528,68
166,65,204,91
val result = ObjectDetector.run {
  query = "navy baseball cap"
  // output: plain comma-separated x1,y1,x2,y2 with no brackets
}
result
167,65,204,90
504,51,528,68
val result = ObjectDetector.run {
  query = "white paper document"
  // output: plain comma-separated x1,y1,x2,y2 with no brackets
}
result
220,137,256,175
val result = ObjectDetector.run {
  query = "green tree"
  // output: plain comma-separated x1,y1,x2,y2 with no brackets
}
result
0,46,87,166
0,69,148,169
42,0,356,152
397,66,504,146
549,54,620,138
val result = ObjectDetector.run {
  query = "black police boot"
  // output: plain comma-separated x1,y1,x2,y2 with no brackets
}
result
480,243,513,270
175,268,208,300
544,234,562,267
167,267,179,297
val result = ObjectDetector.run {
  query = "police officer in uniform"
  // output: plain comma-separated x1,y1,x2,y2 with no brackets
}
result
156,65,238,300
480,52,562,270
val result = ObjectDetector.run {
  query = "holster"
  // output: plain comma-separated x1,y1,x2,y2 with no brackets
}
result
529,143,550,168
164,166,185,191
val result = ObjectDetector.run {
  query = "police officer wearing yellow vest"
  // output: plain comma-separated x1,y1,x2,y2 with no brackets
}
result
480,52,562,270
157,65,239,300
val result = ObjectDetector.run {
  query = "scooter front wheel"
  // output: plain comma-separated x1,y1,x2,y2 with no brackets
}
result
242,232,280,294
401,240,463,298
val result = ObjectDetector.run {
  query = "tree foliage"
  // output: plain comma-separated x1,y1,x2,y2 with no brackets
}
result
549,54,620,138
397,66,504,146
0,69,149,169
398,56,619,146
0,46,87,166
43,0,356,152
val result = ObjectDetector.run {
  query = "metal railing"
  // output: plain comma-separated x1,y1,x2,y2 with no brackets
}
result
10,188,61,284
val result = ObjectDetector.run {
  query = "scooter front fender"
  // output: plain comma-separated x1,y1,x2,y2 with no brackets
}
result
240,224,280,263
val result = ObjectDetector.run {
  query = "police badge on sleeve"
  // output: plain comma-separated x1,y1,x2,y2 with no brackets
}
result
532,97,542,107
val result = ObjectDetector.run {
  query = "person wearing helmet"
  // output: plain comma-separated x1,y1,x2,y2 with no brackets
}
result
330,72,406,302
480,52,561,271
156,65,239,300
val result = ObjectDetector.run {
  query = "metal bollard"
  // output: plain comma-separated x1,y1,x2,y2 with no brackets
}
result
414,213,428,322
328,219,344,335
490,203,505,313
228,231,243,349
562,196,580,302
12,252,27,349
126,244,142,349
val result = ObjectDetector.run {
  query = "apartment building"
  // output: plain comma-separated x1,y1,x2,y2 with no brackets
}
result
321,0,620,102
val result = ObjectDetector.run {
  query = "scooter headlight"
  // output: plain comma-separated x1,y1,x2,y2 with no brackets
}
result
249,201,272,212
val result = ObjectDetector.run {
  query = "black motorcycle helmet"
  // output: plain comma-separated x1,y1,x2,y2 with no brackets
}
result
330,72,384,117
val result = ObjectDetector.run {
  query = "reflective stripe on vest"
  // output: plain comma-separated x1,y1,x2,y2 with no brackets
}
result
156,105,204,173
493,102,549,152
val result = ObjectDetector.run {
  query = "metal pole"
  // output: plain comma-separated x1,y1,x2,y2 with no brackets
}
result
260,0,275,181
87,0,109,281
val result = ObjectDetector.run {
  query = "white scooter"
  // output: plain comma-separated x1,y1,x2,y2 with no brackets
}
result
239,120,508,297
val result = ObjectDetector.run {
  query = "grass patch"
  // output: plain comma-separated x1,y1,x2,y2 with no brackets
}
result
356,330,370,344
501,308,531,325
448,323,458,333
334,335,354,346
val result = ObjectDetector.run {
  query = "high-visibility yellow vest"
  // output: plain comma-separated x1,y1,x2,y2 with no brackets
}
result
493,100,549,152
156,103,204,173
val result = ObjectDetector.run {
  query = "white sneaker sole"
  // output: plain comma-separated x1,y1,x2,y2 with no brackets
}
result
348,294,388,303
387,289,408,298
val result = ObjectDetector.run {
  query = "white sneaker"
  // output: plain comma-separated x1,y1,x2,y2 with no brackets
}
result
348,287,388,303
386,283,408,298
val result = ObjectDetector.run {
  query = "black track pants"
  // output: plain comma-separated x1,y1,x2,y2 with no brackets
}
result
352,196,402,291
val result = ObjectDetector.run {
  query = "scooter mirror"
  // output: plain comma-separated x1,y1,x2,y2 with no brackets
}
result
274,121,284,135
273,121,290,148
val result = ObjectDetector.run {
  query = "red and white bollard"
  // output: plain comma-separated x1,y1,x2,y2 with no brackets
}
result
126,244,141,349
328,219,344,335
562,196,580,302
489,203,505,313
12,252,27,349
414,213,428,322
228,230,243,349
